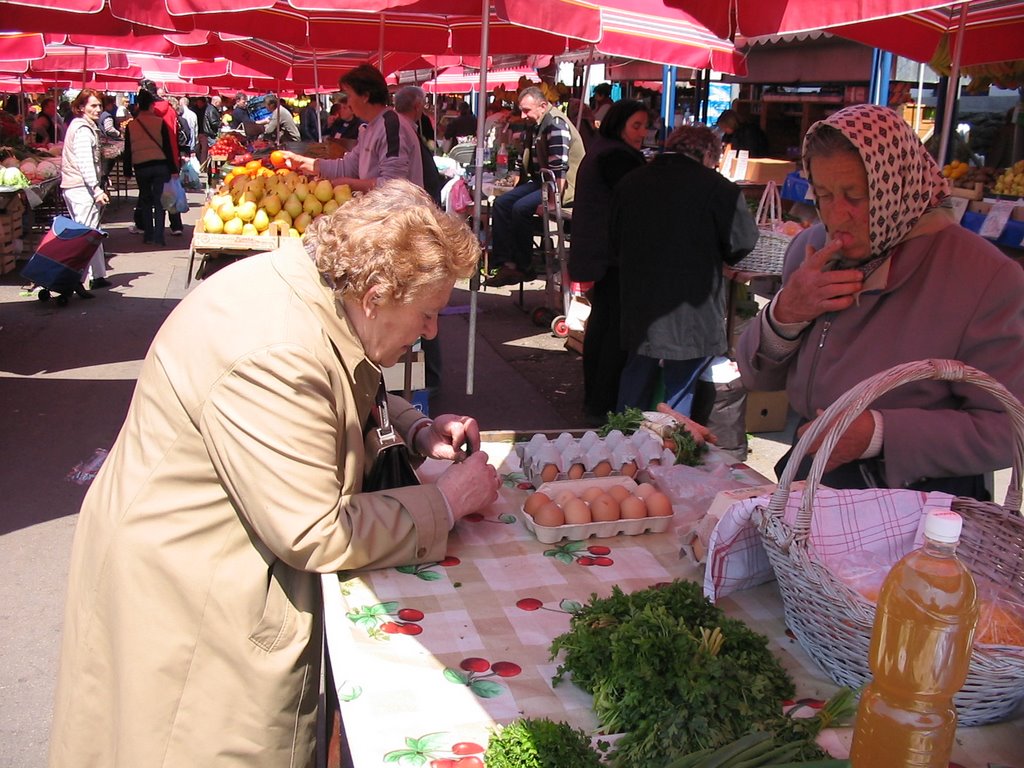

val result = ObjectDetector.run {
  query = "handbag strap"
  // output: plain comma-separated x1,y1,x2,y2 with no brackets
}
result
369,379,401,449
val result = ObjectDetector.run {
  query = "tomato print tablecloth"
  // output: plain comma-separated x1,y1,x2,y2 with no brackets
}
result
322,439,1024,768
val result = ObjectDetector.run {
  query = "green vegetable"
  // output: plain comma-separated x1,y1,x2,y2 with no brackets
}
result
549,581,794,768
598,407,707,466
661,688,858,768
484,717,604,768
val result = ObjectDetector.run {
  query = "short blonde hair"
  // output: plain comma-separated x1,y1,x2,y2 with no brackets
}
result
305,179,480,304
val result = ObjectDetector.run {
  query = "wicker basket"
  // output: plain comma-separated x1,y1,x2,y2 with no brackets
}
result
753,359,1024,726
732,180,792,276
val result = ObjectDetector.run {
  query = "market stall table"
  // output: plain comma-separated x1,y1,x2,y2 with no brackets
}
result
322,437,1023,767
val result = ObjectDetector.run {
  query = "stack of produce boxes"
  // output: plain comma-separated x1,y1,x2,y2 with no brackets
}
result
0,193,25,275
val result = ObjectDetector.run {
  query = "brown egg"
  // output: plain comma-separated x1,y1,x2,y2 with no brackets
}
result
563,498,592,525
607,484,633,503
540,463,560,483
619,460,638,478
592,460,613,477
532,501,565,528
589,493,620,522
645,491,674,517
580,486,606,504
620,495,648,519
567,463,586,480
523,491,552,517
635,482,658,500
555,489,579,508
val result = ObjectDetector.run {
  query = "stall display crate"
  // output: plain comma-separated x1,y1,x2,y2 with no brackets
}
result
0,193,25,274
745,389,790,433
188,203,282,282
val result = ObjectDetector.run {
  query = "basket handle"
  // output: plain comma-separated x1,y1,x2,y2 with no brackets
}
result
766,359,1024,539
755,180,782,227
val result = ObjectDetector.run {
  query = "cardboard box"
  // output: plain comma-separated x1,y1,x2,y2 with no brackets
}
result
742,159,798,185
382,351,425,392
745,389,789,433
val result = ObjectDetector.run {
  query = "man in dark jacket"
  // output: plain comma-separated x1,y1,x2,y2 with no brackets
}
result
610,124,759,415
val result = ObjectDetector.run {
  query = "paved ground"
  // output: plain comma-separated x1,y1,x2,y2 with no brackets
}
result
0,188,792,766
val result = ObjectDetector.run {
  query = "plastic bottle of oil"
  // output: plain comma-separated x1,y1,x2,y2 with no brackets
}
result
849,509,979,768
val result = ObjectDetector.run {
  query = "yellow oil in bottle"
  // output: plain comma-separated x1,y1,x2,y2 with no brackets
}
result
850,510,978,768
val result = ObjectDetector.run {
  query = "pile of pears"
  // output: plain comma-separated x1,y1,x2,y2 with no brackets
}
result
201,170,353,238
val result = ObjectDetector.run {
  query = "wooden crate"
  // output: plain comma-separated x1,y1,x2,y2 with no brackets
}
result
1,252,16,275
188,204,282,283
0,214,23,243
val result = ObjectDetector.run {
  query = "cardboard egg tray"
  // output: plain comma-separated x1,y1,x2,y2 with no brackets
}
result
520,476,673,544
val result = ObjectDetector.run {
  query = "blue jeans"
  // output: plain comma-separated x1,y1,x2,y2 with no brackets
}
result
134,165,171,245
490,180,541,272
616,354,712,416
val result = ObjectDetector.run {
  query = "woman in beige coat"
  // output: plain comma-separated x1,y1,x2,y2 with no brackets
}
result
49,180,500,768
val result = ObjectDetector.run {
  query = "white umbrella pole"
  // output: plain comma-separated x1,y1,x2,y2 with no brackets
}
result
466,0,491,397
937,2,968,163
576,45,593,131
915,62,925,134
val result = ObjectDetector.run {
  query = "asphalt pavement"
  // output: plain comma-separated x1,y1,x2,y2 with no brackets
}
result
0,187,794,766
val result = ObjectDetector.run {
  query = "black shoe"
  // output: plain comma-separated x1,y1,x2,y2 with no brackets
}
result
75,287,95,299
90,277,113,289
484,266,533,287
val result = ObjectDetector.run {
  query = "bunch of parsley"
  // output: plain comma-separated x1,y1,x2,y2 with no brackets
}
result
550,581,795,768
484,718,605,768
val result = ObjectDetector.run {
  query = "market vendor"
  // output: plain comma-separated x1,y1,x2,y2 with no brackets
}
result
261,94,300,143
484,86,585,287
48,179,501,768
279,64,421,193
737,103,1024,498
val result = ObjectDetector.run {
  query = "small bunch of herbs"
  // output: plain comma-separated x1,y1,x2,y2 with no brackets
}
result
484,717,605,768
598,408,707,467
549,581,794,768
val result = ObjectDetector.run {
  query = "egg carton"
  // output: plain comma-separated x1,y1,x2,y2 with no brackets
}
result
516,430,674,489
520,476,672,544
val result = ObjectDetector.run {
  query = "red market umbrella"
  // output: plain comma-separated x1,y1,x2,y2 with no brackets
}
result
501,0,745,71
0,33,47,61
422,65,538,92
161,1,586,55
0,0,194,34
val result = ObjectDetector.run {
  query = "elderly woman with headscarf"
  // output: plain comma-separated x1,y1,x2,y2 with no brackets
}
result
738,104,1024,498
610,123,759,416
49,179,501,768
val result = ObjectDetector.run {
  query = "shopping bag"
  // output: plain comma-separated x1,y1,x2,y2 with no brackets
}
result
180,158,202,190
160,178,189,213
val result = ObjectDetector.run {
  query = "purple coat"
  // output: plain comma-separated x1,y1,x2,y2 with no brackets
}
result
738,221,1024,489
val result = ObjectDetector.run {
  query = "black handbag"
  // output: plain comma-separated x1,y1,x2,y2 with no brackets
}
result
363,381,421,492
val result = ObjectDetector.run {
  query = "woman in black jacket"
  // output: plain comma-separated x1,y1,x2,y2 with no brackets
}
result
568,100,650,422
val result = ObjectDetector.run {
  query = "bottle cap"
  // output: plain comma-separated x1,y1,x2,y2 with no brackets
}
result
923,508,963,544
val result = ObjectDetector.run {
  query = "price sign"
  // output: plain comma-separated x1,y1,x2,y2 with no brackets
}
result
978,200,1015,240
949,196,969,223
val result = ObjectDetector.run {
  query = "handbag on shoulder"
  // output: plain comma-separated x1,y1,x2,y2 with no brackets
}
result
363,381,421,492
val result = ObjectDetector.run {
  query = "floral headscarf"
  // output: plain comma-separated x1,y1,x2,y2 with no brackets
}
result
802,104,949,257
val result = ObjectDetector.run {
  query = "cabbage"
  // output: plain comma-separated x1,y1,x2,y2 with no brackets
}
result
35,160,58,179
19,160,37,178
0,167,29,188
1,156,18,168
